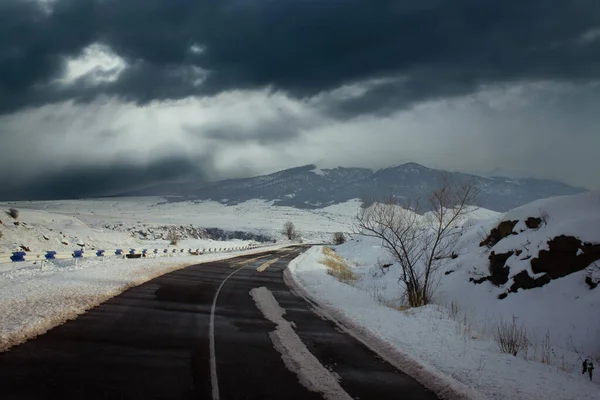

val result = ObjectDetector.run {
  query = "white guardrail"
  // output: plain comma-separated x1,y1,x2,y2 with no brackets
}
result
0,243,272,265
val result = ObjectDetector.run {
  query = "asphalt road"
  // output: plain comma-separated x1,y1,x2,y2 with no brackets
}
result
0,246,438,400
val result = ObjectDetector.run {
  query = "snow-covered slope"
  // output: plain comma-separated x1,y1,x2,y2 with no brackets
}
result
337,192,600,352
439,191,600,352
289,192,600,399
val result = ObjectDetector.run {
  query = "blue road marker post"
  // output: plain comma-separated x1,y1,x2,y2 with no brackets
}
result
42,250,57,270
72,249,84,266
10,252,26,262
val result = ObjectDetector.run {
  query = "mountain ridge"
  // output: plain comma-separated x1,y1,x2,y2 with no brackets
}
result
119,163,585,212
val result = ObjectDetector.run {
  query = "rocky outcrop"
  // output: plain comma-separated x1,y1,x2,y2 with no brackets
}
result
479,220,518,247
488,251,514,285
509,270,551,293
525,217,542,229
531,235,600,279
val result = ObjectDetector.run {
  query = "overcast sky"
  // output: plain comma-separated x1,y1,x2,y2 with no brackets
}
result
1,0,600,200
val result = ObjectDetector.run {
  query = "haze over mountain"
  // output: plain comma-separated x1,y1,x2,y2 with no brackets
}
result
120,163,584,212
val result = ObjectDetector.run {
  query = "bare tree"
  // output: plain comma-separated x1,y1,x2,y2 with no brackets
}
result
282,221,297,240
356,176,479,307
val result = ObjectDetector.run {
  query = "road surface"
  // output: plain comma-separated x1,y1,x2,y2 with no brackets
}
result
0,246,438,400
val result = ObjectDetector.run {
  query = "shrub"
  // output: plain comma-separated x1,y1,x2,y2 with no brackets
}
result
166,229,179,245
332,232,346,245
493,317,527,356
7,208,19,219
540,330,553,364
540,209,550,226
282,221,297,240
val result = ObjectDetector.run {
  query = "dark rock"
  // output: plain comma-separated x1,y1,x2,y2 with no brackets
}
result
479,220,518,247
19,245,31,252
525,217,542,229
515,250,522,256
531,236,600,279
444,270,455,275
585,276,598,290
125,254,142,259
509,270,552,292
488,251,514,285
471,276,489,284
498,293,508,300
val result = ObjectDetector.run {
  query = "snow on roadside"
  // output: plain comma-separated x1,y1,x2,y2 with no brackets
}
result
0,245,287,352
250,286,353,400
287,246,600,400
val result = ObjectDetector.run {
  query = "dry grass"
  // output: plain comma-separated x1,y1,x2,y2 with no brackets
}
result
320,247,357,284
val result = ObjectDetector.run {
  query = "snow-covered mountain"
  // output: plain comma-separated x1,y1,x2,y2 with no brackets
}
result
121,163,585,212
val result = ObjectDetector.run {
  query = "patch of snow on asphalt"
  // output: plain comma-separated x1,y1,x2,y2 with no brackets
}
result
250,286,353,400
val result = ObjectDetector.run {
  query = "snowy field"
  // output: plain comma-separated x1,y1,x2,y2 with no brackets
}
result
0,197,358,254
288,192,600,400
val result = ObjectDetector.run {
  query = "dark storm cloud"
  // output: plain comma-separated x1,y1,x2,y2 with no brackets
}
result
0,157,207,201
1,0,600,116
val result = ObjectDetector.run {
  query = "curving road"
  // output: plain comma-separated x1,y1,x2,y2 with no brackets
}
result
0,246,438,400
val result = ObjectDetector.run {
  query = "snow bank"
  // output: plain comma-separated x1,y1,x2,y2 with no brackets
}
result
288,246,600,400
0,244,288,352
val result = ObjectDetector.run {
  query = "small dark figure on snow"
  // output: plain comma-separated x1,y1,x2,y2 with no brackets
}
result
582,358,594,381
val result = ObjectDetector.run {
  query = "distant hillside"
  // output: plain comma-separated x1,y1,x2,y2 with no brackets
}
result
119,163,585,212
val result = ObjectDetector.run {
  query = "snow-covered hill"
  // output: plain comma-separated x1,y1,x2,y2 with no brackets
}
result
289,191,600,399
440,191,600,351
336,191,600,353
118,163,585,212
